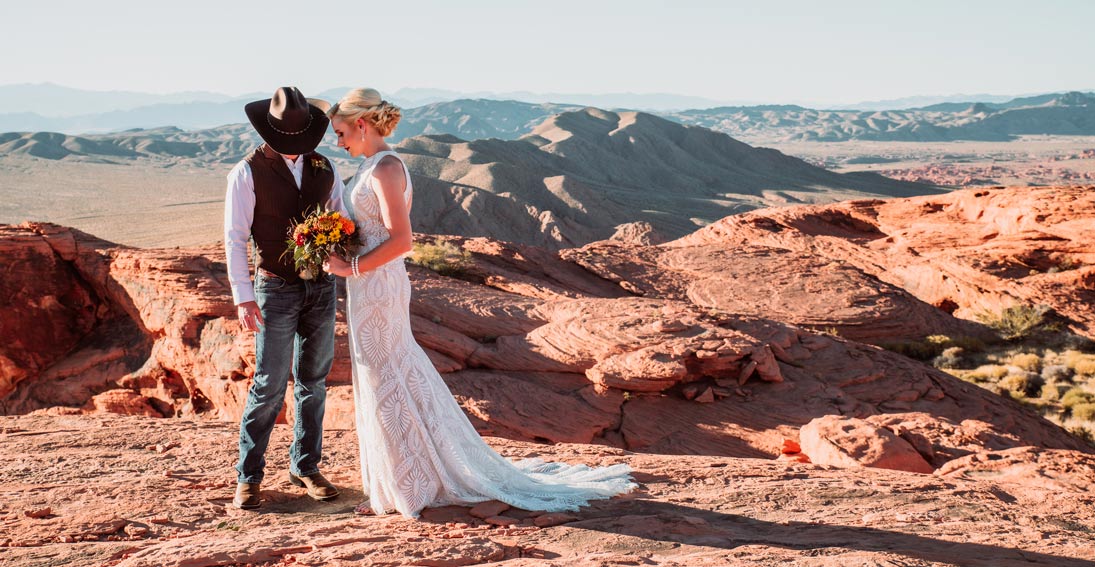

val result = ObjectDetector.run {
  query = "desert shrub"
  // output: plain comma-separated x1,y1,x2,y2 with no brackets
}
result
1064,351,1095,377
1041,364,1073,383
967,364,1010,382
1075,360,1095,376
1072,403,1095,422
408,241,472,276
1007,352,1042,373
976,304,1052,341
933,346,965,369
999,371,1043,398
1039,383,1062,401
1061,388,1095,411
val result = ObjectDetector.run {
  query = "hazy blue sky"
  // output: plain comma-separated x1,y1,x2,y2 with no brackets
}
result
2,0,1092,105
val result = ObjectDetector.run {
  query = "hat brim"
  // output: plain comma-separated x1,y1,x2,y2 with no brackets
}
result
245,98,331,155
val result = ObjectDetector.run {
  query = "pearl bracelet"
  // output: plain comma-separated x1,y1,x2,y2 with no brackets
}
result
351,256,359,277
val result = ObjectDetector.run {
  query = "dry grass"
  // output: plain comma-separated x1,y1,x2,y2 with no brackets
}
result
1064,350,1095,377
408,241,472,276
1061,388,1095,411
1008,353,1043,373
1073,403,1095,421
999,372,1043,398
916,329,1095,448
975,304,1052,341
964,364,1010,383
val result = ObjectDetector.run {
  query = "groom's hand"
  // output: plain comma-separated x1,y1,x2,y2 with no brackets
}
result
237,301,264,332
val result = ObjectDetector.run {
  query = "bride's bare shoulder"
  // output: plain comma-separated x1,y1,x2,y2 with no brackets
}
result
370,156,406,186
374,154,403,172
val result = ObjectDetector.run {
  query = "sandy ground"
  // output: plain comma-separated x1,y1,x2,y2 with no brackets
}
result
0,156,228,247
770,136,1095,186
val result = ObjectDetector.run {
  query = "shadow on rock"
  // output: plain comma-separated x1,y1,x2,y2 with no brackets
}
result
571,498,1095,567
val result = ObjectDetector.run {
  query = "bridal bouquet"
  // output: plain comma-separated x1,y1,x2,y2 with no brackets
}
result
283,207,357,279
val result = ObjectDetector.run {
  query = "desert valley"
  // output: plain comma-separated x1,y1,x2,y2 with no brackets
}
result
2,84,1095,567
3,91,1095,247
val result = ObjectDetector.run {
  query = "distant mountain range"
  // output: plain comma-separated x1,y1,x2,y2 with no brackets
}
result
0,108,936,249
380,91,1095,143
667,91,1095,142
2,83,1093,143
0,83,743,133
0,83,240,117
836,93,1036,111
397,100,583,141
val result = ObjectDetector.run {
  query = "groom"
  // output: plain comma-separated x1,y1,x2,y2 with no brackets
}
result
225,87,345,509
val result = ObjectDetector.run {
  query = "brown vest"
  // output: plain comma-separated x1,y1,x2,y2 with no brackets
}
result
245,144,335,281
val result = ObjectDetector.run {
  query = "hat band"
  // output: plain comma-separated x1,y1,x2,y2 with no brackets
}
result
266,112,313,136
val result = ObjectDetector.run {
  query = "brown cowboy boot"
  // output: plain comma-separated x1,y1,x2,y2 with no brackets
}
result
289,472,339,501
233,482,261,509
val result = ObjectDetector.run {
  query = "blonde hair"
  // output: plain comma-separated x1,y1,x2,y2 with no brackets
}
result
327,88,402,137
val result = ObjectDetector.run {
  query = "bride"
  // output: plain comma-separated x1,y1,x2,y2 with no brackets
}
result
322,88,635,518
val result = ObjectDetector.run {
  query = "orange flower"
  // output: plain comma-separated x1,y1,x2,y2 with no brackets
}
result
340,218,355,234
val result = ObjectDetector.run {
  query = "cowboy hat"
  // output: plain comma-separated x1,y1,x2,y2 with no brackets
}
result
245,87,331,155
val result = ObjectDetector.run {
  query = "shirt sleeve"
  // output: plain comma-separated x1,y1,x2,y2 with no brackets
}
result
327,161,348,216
224,162,256,305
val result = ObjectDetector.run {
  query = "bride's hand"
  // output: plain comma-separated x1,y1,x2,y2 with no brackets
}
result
323,255,351,277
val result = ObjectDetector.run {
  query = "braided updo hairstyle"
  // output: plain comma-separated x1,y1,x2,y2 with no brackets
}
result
327,88,402,137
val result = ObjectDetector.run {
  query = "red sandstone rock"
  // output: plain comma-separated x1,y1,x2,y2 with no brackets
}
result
669,185,1095,339
469,500,510,519
563,240,990,345
0,225,135,404
5,414,1094,567
23,507,51,519
85,389,162,418
533,512,580,527
799,415,934,474
443,371,618,444
2,192,1092,466
937,446,1095,493
484,515,519,527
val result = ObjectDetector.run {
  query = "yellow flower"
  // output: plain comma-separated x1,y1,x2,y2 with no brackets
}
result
331,212,340,219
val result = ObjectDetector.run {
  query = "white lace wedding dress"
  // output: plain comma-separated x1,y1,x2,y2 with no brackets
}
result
343,150,636,518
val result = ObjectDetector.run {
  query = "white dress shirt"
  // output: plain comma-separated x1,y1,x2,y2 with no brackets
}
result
224,153,347,305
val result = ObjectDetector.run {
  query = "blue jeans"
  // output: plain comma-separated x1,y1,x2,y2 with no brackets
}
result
236,270,336,484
